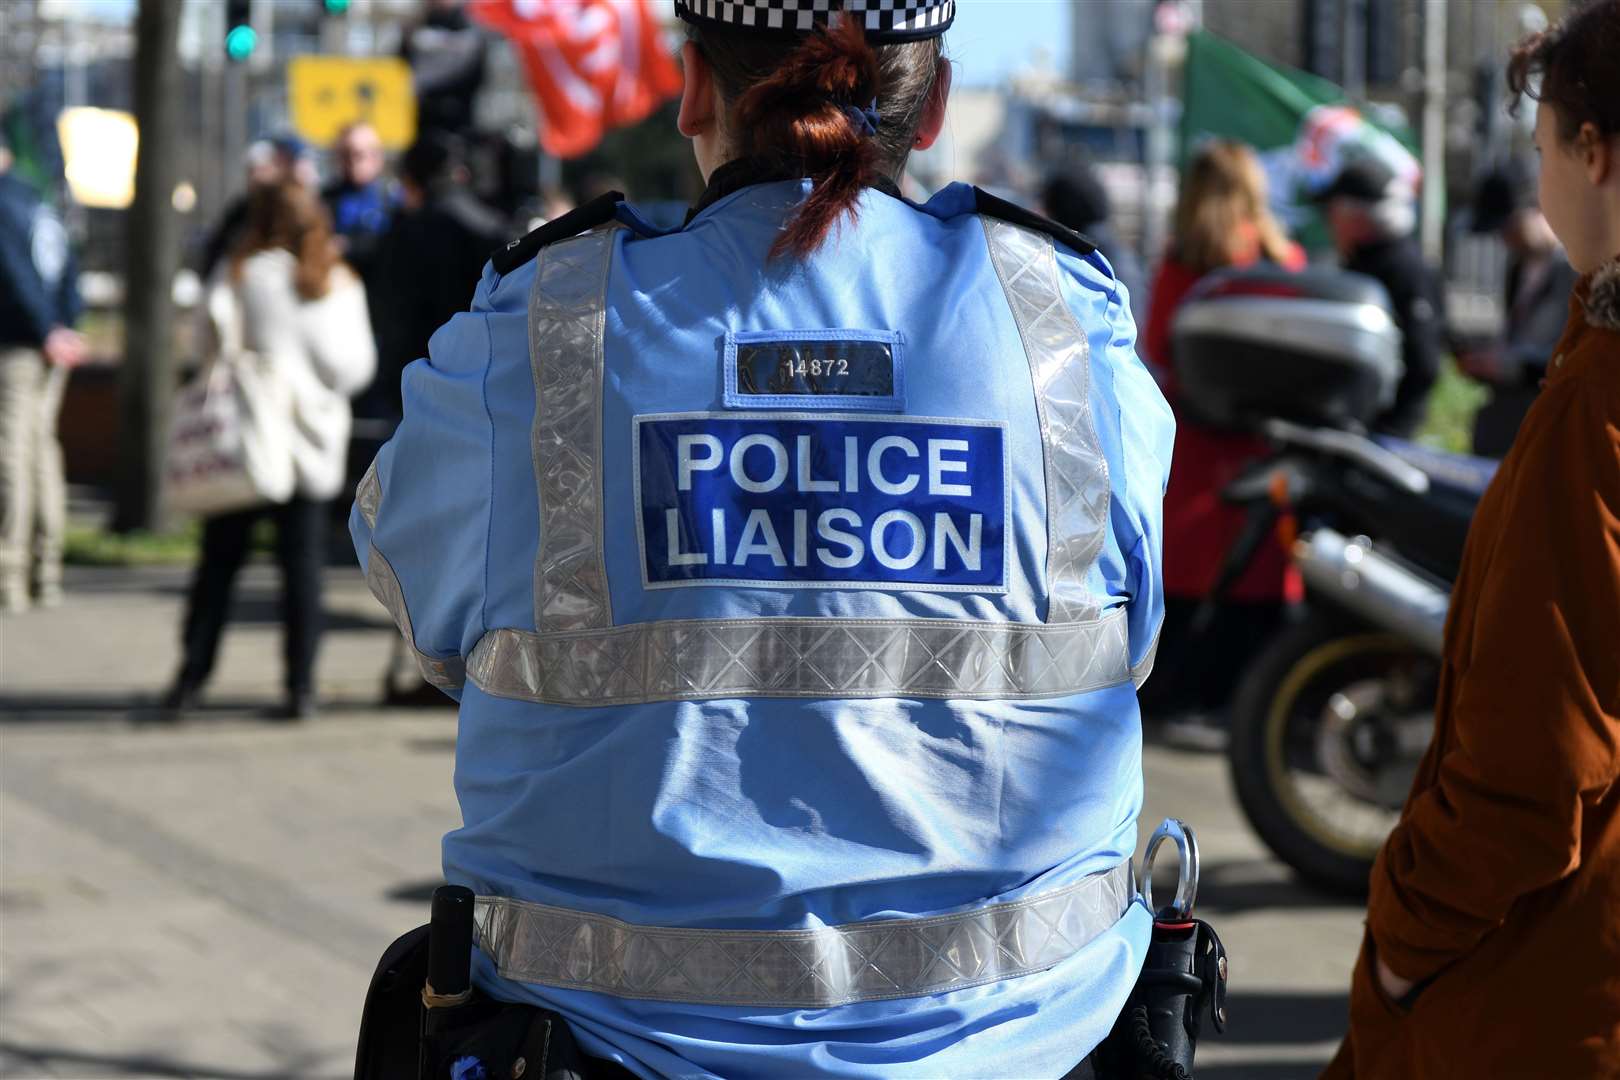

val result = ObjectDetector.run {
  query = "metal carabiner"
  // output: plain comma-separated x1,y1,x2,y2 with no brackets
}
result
1141,817,1200,921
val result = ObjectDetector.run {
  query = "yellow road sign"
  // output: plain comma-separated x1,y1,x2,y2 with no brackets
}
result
287,56,416,150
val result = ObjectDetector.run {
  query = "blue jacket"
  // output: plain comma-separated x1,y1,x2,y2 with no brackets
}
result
352,171,1174,1079
0,173,80,347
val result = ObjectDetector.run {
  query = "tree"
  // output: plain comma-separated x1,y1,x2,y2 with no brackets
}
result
114,0,183,533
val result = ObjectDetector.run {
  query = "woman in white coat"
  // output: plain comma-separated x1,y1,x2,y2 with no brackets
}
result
165,180,376,720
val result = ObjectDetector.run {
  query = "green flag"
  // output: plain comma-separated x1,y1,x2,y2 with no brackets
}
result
1179,30,1420,251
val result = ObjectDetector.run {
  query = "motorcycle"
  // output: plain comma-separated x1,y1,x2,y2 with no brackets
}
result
1168,266,1497,895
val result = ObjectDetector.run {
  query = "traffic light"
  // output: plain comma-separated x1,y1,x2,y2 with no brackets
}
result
322,0,351,14
225,0,256,62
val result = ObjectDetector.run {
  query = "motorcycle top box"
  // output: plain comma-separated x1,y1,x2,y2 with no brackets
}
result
1171,265,1403,431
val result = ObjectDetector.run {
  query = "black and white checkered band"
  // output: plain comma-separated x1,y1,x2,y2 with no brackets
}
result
674,0,955,42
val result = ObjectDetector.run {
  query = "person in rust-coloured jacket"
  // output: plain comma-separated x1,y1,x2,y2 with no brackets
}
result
1326,2,1620,1075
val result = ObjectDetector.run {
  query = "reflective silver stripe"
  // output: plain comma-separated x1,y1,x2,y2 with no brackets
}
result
483,216,1132,706
475,860,1134,1007
365,543,466,692
355,461,381,530
530,225,620,633
1131,624,1161,690
983,219,1110,624
467,606,1131,706
356,466,461,689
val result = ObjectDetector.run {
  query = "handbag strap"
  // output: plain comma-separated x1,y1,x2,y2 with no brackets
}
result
206,276,249,364
191,278,249,402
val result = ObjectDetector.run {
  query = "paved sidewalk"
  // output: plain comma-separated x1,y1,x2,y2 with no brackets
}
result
2,564,451,1079
0,564,1360,1079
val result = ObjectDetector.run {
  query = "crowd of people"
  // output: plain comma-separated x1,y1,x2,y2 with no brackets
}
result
151,121,526,719
2,0,1617,1073
0,56,1586,733
1056,131,1580,727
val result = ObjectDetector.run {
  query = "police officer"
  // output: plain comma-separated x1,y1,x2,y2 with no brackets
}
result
351,2,1173,1076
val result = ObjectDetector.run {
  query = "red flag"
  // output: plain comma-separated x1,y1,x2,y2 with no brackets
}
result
470,0,683,159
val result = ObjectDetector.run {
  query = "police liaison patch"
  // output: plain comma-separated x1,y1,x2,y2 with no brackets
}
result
635,413,1008,592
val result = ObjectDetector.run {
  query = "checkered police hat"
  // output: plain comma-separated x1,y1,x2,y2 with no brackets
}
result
674,0,955,42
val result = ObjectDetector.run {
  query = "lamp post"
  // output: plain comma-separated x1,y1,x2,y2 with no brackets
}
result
114,0,183,532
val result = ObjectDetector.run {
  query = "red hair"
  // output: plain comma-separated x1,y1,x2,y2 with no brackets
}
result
693,18,943,260
735,19,880,259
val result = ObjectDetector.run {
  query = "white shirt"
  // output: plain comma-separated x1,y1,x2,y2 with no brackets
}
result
208,249,376,500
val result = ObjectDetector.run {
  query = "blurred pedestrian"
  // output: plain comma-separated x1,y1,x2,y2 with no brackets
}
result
1042,164,1147,328
1315,156,1444,438
164,181,375,721
323,123,396,536
366,131,506,704
1326,2,1620,1074
400,0,487,139
1457,157,1579,456
1137,140,1305,724
370,131,506,423
201,135,318,280
321,122,396,284
0,129,83,613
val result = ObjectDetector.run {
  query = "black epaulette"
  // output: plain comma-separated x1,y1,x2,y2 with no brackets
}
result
490,190,625,276
972,186,1097,257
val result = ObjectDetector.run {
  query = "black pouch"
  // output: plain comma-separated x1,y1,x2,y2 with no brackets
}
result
353,925,609,1080
355,885,625,1080
419,991,595,1080
1094,820,1229,1080
1097,917,1228,1080
355,924,429,1080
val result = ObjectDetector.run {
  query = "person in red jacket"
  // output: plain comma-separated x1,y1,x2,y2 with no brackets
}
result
1137,140,1306,725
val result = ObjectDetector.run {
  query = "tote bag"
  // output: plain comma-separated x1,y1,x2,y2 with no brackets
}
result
163,284,296,517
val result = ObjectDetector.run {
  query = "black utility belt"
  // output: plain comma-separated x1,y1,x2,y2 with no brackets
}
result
356,820,1227,1080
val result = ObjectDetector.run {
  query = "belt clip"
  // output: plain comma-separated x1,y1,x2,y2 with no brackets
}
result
1141,817,1200,922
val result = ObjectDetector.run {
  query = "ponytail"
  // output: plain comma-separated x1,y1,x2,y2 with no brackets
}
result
693,18,943,260
734,19,880,259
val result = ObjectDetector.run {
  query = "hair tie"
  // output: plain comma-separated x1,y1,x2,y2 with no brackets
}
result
842,98,880,137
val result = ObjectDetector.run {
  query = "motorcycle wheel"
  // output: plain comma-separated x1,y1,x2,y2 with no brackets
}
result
1228,609,1436,896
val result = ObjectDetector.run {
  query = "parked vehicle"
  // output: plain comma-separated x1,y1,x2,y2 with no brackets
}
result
1169,266,1497,894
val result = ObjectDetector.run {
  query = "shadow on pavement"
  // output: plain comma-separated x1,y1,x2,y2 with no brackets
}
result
385,878,446,904
1194,858,1364,912
1200,1062,1329,1080
1222,990,1348,1046
1189,991,1346,1080
60,563,364,593
201,592,388,632
0,1040,343,1080
0,694,391,725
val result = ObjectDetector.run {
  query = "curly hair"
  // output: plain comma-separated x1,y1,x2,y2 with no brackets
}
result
1507,0,1620,143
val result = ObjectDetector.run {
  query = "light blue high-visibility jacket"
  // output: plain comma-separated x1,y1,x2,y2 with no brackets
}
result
351,172,1174,1079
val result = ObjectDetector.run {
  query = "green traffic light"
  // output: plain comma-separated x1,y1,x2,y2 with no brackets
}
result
225,23,257,61
324,0,350,12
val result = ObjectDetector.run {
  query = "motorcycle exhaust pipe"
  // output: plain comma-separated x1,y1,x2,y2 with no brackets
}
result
1293,529,1449,657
